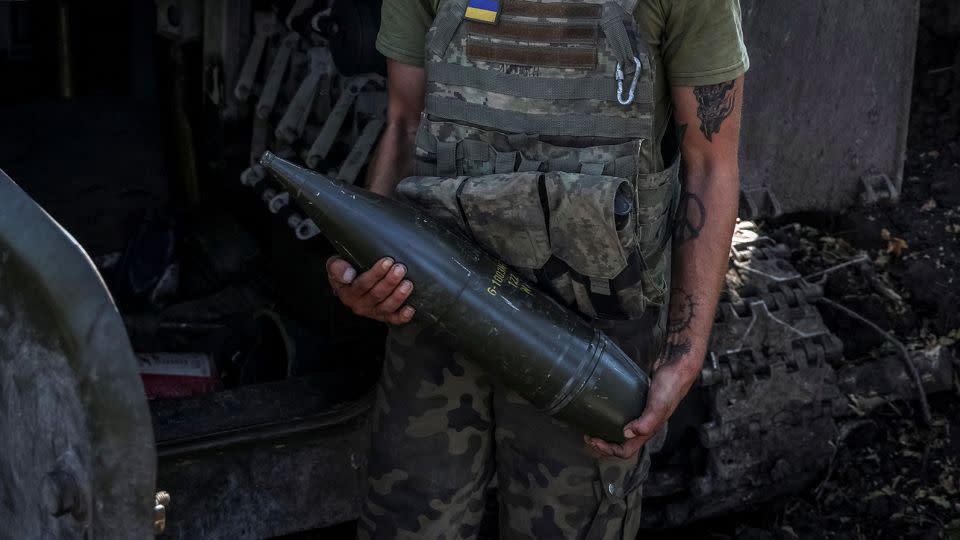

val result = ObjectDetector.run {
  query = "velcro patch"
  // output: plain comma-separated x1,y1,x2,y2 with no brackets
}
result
502,0,601,19
466,20,598,43
466,38,597,69
465,0,500,24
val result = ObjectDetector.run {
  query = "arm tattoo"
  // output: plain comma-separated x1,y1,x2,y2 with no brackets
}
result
673,190,706,246
693,81,737,142
657,287,697,369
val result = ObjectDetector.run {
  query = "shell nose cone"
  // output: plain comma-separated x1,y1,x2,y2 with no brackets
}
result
259,151,307,194
259,150,276,168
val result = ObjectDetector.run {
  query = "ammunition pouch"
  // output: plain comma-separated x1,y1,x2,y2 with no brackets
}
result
397,155,679,320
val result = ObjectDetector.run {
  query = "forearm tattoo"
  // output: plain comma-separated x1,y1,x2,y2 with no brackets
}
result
693,81,737,142
673,190,706,246
673,123,706,246
657,287,697,369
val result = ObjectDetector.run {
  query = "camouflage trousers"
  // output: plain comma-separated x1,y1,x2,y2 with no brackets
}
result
357,309,665,540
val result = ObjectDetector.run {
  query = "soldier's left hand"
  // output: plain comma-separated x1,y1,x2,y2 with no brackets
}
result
584,357,700,459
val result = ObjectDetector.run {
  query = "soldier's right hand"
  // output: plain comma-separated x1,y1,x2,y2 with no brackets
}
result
326,256,416,325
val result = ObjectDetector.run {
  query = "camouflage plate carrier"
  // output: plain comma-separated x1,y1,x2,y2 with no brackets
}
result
397,0,681,322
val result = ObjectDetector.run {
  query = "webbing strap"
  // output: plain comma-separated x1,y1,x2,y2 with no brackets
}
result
461,139,488,160
545,155,583,173
495,151,518,173
427,62,654,102
580,162,606,175
518,157,543,172
636,180,677,210
619,0,640,14
437,141,457,175
600,3,636,66
590,277,612,295
424,137,522,174
426,96,652,138
426,0,467,59
610,248,644,290
635,153,680,188
568,270,626,319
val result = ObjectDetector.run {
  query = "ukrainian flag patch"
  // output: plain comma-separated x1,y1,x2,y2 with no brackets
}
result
465,0,500,24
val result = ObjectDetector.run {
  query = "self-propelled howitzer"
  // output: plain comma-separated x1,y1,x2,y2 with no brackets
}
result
259,152,649,442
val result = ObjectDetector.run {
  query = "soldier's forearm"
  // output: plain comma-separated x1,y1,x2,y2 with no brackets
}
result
364,119,418,197
660,78,744,380
365,60,426,197
661,166,739,379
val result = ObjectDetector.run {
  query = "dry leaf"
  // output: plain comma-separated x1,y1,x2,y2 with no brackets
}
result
928,150,941,158
887,236,909,257
929,495,951,509
781,526,799,539
920,198,938,211
942,475,956,494
947,224,960,234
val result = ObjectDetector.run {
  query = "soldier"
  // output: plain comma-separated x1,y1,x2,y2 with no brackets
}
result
327,0,748,537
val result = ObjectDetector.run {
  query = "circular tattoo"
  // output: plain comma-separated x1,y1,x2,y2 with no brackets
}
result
667,287,697,334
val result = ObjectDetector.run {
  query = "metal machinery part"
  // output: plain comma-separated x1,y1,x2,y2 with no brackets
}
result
0,171,157,538
738,0,918,216
217,0,387,240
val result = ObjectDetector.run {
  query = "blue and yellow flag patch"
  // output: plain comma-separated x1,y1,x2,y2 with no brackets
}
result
465,0,500,24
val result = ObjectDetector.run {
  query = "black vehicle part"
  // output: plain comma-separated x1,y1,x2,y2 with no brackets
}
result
0,170,156,538
313,0,385,76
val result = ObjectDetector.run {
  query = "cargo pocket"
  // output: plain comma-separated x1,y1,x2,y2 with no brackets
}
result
585,449,651,540
545,172,634,280
631,154,681,306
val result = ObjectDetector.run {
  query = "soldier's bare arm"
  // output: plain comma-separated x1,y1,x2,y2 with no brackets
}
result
326,59,426,325
365,59,426,197
588,76,744,459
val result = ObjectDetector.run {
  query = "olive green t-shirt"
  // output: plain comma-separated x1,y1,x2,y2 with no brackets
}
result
376,0,750,145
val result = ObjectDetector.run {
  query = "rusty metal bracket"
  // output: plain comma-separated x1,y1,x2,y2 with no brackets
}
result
739,186,783,219
859,174,899,206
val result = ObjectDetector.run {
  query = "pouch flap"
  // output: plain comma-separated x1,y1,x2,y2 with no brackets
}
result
395,175,469,232
546,172,634,280
458,172,552,269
